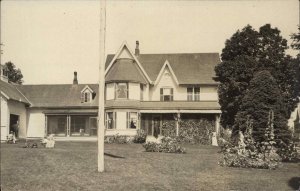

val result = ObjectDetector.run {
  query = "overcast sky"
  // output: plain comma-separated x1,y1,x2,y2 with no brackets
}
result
1,0,299,84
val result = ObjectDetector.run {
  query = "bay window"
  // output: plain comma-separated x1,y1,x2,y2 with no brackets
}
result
116,83,128,99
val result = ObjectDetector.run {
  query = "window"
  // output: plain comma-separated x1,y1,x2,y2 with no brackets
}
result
128,112,138,129
81,92,91,103
187,87,200,101
140,84,144,101
106,112,114,129
187,87,193,101
116,83,128,99
194,87,200,101
160,88,173,101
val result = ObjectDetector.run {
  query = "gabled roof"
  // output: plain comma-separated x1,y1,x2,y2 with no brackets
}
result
105,53,220,85
154,60,179,85
81,85,94,93
17,84,99,108
105,42,151,83
0,80,30,105
105,59,147,84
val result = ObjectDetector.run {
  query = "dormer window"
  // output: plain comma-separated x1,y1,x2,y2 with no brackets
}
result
84,92,91,102
81,85,94,103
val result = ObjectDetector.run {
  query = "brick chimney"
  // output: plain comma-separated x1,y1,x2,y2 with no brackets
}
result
135,41,140,56
73,71,78,85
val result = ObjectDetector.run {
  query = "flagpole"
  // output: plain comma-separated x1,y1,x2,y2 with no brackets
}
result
98,0,106,172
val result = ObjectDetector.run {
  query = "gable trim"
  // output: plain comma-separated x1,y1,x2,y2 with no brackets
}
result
0,91,10,100
105,41,152,84
154,60,179,85
81,85,94,93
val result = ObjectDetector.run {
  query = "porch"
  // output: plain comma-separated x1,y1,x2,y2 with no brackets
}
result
140,112,221,138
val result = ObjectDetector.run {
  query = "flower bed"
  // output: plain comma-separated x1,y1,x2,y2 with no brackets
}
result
143,137,186,154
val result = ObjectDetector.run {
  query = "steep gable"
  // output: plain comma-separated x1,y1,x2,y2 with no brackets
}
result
105,42,151,84
105,52,220,85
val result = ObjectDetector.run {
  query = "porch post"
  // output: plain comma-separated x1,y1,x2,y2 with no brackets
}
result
44,115,47,137
215,114,220,135
67,115,70,137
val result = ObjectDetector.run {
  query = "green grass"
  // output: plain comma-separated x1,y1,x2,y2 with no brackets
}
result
1,142,299,191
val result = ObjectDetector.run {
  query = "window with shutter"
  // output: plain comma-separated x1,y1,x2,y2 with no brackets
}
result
161,88,173,101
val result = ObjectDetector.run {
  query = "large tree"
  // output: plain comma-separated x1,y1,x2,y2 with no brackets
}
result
291,26,300,51
4,61,24,84
215,24,299,133
234,70,291,144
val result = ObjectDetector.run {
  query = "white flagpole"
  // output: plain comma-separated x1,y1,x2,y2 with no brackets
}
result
98,0,106,172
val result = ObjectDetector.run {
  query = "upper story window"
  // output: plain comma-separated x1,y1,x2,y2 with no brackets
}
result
81,85,94,103
81,92,92,103
140,84,144,101
116,83,128,99
187,87,200,101
160,88,173,101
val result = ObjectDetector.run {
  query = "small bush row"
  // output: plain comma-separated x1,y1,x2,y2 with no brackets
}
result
143,137,186,154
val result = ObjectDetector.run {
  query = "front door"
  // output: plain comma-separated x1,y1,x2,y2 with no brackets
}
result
152,115,161,138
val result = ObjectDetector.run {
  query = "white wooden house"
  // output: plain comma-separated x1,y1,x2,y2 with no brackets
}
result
0,41,222,140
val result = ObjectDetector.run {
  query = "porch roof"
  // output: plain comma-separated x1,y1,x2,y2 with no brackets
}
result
105,100,220,110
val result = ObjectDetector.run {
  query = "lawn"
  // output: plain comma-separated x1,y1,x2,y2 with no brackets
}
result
0,141,299,191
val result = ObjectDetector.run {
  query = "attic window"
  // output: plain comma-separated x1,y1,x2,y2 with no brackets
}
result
81,92,91,103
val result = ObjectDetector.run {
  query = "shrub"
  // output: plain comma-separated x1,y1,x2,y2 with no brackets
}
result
220,118,282,169
177,119,215,144
143,137,186,154
133,129,147,144
105,134,133,144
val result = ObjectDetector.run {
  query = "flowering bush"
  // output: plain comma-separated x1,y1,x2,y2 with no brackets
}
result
220,117,282,169
143,137,186,154
133,129,147,144
105,134,133,144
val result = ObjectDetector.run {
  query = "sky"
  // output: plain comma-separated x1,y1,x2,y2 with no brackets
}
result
1,0,299,84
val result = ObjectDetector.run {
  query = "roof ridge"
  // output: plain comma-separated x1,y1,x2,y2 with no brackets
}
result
20,83,98,86
107,52,220,56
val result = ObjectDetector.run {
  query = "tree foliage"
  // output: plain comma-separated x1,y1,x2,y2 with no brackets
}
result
291,26,300,51
215,24,299,133
4,61,23,84
234,71,291,144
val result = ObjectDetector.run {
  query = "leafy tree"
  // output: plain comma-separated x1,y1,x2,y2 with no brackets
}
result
291,26,300,97
4,61,23,84
234,71,291,144
291,26,300,51
215,24,299,132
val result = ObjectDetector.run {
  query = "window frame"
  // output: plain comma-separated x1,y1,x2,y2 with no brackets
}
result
115,82,128,99
127,112,138,129
105,112,115,129
160,87,174,101
187,87,200,101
